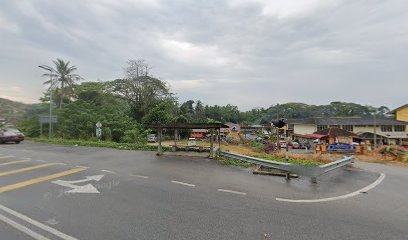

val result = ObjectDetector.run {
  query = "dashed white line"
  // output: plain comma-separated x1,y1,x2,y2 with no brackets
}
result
36,160,47,163
21,157,32,160
130,174,149,179
276,173,386,203
171,180,196,187
217,189,247,195
101,169,116,174
56,163,67,166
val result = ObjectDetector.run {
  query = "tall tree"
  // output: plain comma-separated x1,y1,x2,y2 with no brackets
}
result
109,59,174,120
42,59,81,108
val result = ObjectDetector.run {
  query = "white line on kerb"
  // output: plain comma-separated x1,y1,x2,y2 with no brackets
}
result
217,189,247,195
0,204,78,240
101,169,116,174
0,213,51,240
276,173,386,203
171,180,196,187
130,174,149,179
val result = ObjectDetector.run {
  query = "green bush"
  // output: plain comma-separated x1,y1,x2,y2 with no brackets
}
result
32,138,166,151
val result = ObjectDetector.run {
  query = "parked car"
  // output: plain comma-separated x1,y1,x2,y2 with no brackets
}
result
0,128,24,144
147,134,157,143
187,138,197,146
289,142,300,149
279,141,287,148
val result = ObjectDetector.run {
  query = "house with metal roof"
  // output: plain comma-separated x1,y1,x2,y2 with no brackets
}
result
388,104,408,134
286,117,407,145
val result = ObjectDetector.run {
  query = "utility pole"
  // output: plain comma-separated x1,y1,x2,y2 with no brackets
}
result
373,112,377,149
38,65,54,139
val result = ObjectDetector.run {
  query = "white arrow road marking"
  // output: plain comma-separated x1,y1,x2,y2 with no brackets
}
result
52,175,104,194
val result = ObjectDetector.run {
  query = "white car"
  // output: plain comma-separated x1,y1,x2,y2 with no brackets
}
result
187,138,197,146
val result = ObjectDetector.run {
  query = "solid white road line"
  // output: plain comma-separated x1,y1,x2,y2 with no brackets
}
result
75,165,89,168
217,189,247,195
0,213,51,240
101,169,116,174
0,204,78,240
21,157,32,160
130,174,149,179
36,160,47,163
171,180,196,187
276,173,386,203
0,155,14,159
56,162,67,165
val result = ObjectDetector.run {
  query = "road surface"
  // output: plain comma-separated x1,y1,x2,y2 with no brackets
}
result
0,141,406,240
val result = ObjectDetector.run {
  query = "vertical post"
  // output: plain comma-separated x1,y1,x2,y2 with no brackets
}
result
373,113,377,149
40,122,43,137
157,128,163,155
174,129,177,146
285,129,290,180
210,128,214,159
48,70,53,139
218,128,221,150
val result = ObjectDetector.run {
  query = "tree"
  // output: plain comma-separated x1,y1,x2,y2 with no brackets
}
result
109,60,174,120
41,59,81,108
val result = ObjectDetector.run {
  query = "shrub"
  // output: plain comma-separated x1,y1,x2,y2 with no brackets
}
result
376,146,407,161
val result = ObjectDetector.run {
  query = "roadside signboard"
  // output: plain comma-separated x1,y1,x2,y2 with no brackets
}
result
96,121,102,139
39,116,58,124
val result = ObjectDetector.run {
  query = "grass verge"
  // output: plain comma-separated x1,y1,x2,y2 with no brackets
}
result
31,138,167,151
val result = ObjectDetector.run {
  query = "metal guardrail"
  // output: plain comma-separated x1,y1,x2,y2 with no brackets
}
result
220,151,354,183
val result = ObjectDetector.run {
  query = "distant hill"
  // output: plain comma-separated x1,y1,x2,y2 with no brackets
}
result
0,98,31,124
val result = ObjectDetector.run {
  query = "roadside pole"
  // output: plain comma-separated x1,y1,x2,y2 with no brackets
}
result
285,128,290,180
210,128,214,159
158,128,163,155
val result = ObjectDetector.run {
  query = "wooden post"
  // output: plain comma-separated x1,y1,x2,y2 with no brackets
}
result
157,128,163,156
210,128,214,159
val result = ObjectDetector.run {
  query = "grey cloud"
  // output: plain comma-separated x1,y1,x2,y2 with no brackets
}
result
0,0,407,110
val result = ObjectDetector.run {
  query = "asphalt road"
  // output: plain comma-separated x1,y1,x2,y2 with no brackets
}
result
0,141,407,240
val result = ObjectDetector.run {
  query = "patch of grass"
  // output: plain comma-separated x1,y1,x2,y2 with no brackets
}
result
32,138,167,151
249,154,323,166
218,156,255,168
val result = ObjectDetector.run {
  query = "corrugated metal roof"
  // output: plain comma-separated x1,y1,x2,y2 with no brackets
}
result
287,117,407,125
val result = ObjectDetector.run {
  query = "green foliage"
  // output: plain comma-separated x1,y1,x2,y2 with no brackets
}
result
142,101,174,124
121,127,150,143
32,138,166,151
218,156,255,168
377,146,407,161
103,127,112,141
248,140,264,150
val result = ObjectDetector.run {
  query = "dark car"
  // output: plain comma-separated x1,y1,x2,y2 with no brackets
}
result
0,128,24,144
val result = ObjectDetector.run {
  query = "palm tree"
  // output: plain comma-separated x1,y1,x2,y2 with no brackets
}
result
42,59,81,108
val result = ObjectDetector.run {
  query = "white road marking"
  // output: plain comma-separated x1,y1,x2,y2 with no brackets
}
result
36,160,47,163
101,169,116,174
22,157,32,160
0,203,79,240
0,213,51,240
0,155,14,159
52,175,104,194
171,180,196,187
56,163,67,165
75,165,89,168
130,174,149,179
276,173,386,203
217,189,247,195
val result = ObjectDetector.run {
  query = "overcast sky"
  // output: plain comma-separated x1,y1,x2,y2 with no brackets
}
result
0,0,407,110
